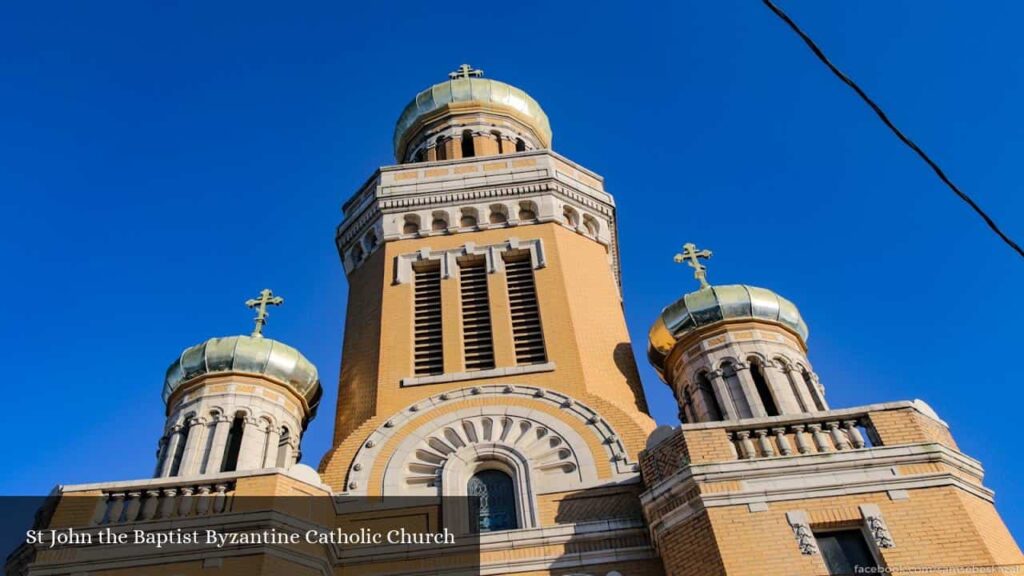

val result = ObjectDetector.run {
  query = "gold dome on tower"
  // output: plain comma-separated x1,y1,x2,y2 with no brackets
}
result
393,64,552,162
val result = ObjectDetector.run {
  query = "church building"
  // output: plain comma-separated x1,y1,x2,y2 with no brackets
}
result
7,65,1023,576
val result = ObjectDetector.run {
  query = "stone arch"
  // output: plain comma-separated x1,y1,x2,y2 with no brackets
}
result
518,200,538,221
488,204,509,224
402,214,421,235
459,207,479,228
431,210,450,232
343,385,637,498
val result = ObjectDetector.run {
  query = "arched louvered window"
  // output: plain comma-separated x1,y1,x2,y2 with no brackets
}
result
468,470,518,532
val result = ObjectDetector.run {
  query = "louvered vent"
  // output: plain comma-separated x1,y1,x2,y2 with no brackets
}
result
504,251,546,364
459,257,495,371
413,262,443,376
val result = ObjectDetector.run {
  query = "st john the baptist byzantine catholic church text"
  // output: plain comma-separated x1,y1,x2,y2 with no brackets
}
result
8,65,1023,576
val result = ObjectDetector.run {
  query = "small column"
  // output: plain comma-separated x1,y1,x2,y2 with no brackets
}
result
140,491,160,521
772,427,793,456
158,425,184,478
153,437,169,478
426,145,437,162
237,418,267,470
705,369,737,420
765,361,804,414
263,426,282,468
179,417,209,477
792,425,812,454
278,437,296,469
203,414,232,474
733,362,768,418
782,364,816,413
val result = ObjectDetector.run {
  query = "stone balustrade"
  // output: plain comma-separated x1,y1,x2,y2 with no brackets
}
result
726,414,873,460
91,480,235,525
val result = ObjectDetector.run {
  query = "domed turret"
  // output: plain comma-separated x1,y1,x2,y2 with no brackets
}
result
153,290,322,481
647,244,827,424
393,64,552,163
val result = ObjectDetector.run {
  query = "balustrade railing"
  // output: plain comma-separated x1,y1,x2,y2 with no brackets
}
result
92,480,235,525
727,415,875,460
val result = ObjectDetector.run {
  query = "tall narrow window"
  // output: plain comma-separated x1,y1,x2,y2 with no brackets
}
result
803,369,826,411
459,257,495,371
468,470,518,532
749,359,780,416
275,427,291,468
169,417,192,476
220,415,245,472
503,251,546,364
696,372,724,421
461,130,475,158
817,530,880,575
413,261,444,376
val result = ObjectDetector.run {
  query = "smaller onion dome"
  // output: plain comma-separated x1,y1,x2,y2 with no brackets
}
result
163,335,321,408
393,65,552,161
648,285,809,376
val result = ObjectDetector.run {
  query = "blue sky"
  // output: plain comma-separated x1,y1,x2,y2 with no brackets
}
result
2,0,1022,536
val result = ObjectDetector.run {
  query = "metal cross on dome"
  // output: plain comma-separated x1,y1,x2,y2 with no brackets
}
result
674,243,713,289
245,288,284,338
449,64,484,79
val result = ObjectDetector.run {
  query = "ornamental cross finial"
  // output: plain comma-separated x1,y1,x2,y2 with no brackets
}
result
674,243,713,289
449,63,484,79
245,288,284,338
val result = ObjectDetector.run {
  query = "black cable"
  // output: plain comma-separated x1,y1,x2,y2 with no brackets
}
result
762,0,1024,259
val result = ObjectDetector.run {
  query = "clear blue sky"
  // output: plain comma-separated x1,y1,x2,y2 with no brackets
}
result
2,0,1022,536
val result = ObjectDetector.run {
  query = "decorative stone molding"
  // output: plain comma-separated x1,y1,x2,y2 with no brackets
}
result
336,150,621,282
343,385,638,497
392,237,546,285
860,504,895,548
786,511,819,555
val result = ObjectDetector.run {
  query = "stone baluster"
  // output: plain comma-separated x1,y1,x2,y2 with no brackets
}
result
91,494,110,525
158,488,178,519
177,486,195,517
807,423,831,453
122,492,142,523
754,430,775,457
204,414,232,474
827,421,851,450
158,425,184,478
842,420,866,448
213,484,229,513
734,431,756,459
196,485,213,515
772,427,793,456
140,490,160,520
791,425,811,454
106,493,126,524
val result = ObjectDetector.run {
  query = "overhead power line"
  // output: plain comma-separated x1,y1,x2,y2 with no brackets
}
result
762,0,1024,260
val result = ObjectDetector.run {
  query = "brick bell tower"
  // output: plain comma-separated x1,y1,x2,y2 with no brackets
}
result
318,65,663,574
640,244,1023,575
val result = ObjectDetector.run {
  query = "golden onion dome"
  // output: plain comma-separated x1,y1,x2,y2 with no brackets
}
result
393,70,552,161
163,335,321,407
648,285,809,376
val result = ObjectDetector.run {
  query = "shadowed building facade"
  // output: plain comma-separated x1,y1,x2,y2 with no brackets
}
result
6,66,1023,576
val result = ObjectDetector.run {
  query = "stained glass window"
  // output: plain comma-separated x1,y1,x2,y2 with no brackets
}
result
468,470,518,532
